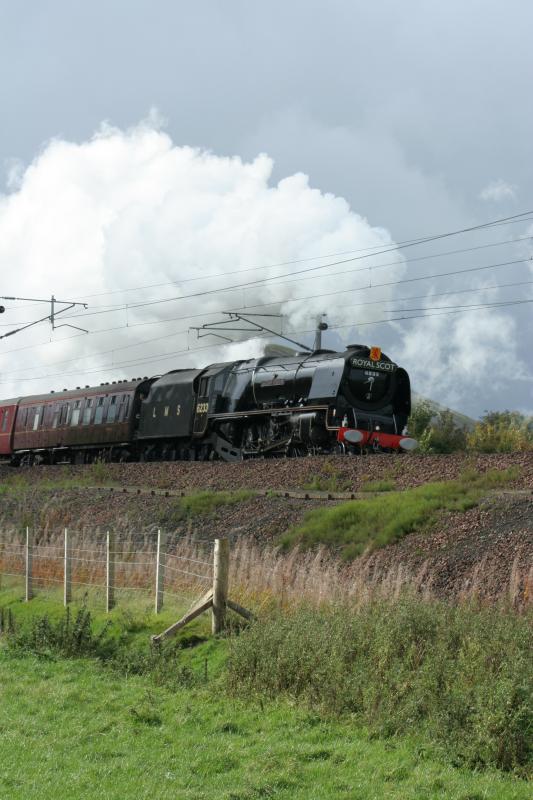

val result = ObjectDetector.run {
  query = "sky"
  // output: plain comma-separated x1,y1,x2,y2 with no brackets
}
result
0,0,532,417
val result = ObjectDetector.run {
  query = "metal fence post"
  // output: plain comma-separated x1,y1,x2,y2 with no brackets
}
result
64,528,72,605
25,527,33,602
212,538,229,635
106,530,115,612
155,529,166,614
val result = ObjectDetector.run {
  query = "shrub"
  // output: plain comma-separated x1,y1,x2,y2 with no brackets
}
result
227,599,533,774
302,463,351,492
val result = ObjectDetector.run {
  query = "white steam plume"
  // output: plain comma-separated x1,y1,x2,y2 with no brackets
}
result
0,118,403,397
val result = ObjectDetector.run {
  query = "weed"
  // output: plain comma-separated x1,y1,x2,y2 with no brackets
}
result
302,462,351,493
89,462,113,484
5,604,114,659
2,603,203,687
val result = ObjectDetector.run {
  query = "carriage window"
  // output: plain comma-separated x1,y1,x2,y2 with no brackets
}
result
59,404,70,425
116,395,129,422
164,406,169,417
106,395,117,423
33,407,42,430
71,400,81,426
1,410,8,432
82,398,93,425
52,409,60,428
94,397,105,424
122,395,130,421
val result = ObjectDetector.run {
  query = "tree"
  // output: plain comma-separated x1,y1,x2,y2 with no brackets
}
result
467,411,533,452
409,399,467,453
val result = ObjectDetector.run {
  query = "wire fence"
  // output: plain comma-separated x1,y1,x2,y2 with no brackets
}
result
0,526,215,613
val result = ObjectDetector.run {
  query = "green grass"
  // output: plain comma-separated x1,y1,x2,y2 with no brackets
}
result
1,648,531,799
0,582,215,655
360,478,397,492
0,464,114,495
179,489,256,516
282,467,519,559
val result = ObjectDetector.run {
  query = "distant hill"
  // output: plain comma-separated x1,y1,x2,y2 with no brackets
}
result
412,392,477,431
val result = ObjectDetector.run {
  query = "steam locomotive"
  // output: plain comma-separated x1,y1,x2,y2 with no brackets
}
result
0,344,417,465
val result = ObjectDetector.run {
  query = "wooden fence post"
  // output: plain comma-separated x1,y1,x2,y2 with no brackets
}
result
64,528,72,606
155,529,166,614
106,530,115,613
25,527,33,602
212,538,229,635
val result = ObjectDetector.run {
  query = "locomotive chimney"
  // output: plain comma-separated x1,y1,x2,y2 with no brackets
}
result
313,314,328,351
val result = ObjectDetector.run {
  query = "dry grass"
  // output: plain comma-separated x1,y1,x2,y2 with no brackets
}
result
1,525,530,613
230,538,532,613
0,526,213,609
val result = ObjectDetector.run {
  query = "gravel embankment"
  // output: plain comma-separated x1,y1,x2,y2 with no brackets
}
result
1,452,532,492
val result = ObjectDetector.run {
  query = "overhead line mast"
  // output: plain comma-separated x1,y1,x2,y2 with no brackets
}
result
0,294,88,340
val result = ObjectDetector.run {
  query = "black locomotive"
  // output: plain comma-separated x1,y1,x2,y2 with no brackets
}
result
0,344,417,465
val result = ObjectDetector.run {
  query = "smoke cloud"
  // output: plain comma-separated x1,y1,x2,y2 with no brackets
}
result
0,117,403,398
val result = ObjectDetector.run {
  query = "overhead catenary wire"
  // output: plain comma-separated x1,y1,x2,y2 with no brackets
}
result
2,244,532,365
2,290,532,385
6,208,533,318
28,239,533,322
1,207,532,388
2,253,532,376
3,230,533,326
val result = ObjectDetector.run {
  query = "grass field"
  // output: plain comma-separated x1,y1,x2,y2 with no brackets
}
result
1,648,531,799
1,589,532,799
